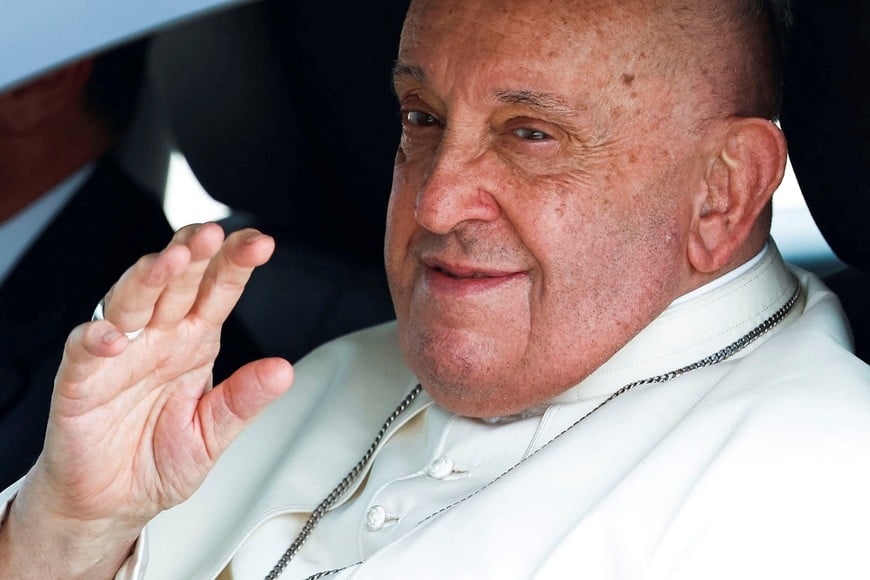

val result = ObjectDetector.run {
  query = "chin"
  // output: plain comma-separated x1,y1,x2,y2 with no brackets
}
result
400,320,551,416
423,382,511,418
409,351,542,418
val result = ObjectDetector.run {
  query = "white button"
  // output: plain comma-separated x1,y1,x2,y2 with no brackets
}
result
365,505,387,531
428,456,455,480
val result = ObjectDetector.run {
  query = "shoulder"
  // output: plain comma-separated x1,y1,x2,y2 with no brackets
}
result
640,283,870,578
678,269,870,505
713,265,869,413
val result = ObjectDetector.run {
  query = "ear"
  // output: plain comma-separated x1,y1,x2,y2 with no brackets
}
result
0,59,94,134
687,118,787,273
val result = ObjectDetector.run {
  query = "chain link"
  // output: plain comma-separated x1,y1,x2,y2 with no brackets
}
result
264,384,423,579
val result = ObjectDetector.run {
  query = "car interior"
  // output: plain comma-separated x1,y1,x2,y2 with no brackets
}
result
116,0,408,363
779,0,869,363
110,0,866,365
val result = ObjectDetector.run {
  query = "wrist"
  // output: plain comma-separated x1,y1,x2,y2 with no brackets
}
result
0,474,142,579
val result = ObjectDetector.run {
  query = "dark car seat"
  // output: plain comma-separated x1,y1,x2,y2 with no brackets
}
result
149,0,409,362
780,0,869,363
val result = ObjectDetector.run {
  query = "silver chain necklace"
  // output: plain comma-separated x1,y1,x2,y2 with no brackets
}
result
265,281,801,580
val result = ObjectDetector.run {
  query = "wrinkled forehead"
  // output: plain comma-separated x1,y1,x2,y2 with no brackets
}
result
397,0,681,115
396,0,737,134
401,0,659,52
398,0,671,81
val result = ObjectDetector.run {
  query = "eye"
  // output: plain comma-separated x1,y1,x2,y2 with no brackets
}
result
513,127,551,141
405,110,442,127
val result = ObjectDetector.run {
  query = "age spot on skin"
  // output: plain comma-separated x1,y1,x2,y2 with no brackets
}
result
621,72,635,85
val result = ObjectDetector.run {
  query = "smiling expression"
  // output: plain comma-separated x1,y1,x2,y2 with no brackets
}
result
385,0,721,417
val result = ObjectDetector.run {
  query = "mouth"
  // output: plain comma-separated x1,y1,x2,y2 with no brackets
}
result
421,258,527,295
432,267,496,279
424,257,518,279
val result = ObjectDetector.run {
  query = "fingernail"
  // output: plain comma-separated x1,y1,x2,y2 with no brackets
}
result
244,233,265,244
101,329,123,344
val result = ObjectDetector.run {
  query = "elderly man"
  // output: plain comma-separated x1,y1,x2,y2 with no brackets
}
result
1,0,869,578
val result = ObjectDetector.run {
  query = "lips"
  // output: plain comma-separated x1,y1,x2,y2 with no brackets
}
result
424,257,517,279
434,267,498,279
421,257,526,295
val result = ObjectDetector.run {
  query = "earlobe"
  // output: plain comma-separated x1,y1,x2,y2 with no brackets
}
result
688,118,787,273
0,59,94,134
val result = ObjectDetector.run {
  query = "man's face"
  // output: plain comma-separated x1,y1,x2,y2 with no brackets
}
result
386,0,707,417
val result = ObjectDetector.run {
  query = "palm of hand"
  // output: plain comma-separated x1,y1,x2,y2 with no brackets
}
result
32,224,293,530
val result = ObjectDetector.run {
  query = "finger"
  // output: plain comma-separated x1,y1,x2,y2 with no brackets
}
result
191,229,275,326
196,357,293,460
56,321,132,386
103,244,191,334
150,223,225,326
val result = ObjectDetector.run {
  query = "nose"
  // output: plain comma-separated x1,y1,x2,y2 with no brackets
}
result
414,146,501,234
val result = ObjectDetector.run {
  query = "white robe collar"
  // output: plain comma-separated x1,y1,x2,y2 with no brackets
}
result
549,242,803,404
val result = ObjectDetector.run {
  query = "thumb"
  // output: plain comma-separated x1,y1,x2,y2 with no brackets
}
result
197,357,294,459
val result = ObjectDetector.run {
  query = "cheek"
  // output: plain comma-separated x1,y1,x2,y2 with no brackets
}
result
511,180,615,278
519,177,685,331
385,154,419,252
385,165,417,296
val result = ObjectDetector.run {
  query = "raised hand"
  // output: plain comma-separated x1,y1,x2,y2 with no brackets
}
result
0,223,293,578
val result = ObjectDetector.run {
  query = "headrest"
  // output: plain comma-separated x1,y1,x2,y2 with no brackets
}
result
113,64,173,198
149,0,408,264
781,0,869,272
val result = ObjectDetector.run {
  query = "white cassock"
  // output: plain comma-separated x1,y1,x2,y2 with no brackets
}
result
3,243,870,579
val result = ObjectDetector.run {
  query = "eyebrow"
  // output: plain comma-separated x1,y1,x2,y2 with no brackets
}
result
392,61,426,86
492,90,579,118
392,61,579,119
